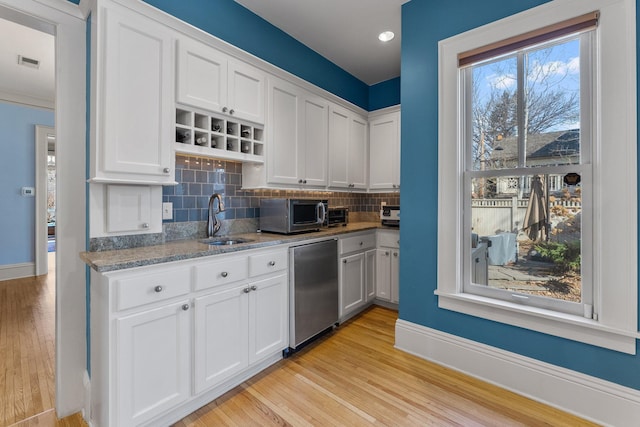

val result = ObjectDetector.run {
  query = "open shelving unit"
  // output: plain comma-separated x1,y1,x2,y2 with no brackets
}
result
175,107,265,163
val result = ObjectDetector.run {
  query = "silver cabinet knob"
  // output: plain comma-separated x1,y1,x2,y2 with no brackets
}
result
343,259,347,263
385,251,390,256
163,167,170,173
142,223,150,229
393,252,398,257
221,272,228,278
251,285,257,291
182,304,190,311
243,287,250,293
359,242,363,246
303,179,307,184
229,109,235,115
222,106,228,113
268,261,276,266
154,285,163,293
298,179,303,184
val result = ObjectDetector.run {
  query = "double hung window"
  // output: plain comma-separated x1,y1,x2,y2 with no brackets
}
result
461,15,595,316
437,0,637,353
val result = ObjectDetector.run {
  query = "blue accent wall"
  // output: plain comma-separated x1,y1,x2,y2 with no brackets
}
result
0,102,54,266
143,0,371,110
400,0,640,391
369,77,401,111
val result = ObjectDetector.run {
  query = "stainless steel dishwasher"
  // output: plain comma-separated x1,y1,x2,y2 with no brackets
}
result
286,238,339,355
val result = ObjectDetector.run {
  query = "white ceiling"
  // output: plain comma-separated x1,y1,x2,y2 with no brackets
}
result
234,0,409,86
0,16,55,109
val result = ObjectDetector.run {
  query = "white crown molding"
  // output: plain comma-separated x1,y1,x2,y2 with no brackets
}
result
396,319,640,426
34,0,84,19
0,90,54,110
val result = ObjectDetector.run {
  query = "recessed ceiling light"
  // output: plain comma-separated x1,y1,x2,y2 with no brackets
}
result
378,31,395,42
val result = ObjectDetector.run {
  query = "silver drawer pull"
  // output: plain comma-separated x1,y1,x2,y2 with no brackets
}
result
221,272,228,278
182,304,190,311
268,261,276,266
154,285,163,293
251,285,257,291
243,287,250,293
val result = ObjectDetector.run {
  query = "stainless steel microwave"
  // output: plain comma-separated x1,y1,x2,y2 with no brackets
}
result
260,198,328,234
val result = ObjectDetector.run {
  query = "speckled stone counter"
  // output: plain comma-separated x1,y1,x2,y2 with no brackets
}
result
80,222,398,272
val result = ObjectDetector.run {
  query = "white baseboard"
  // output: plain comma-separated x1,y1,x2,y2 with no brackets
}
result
0,263,35,281
395,319,640,427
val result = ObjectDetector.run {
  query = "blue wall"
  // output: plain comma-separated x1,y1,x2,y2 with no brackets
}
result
400,0,640,391
0,102,54,266
369,77,401,111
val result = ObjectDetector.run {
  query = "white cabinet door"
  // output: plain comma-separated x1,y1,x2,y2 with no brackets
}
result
349,115,368,189
116,300,191,426
228,60,265,124
301,95,329,187
105,185,152,233
329,106,350,188
365,249,377,302
97,5,175,183
267,77,328,187
376,249,392,301
194,285,249,394
248,274,288,364
391,249,400,303
329,106,368,190
176,39,265,124
176,37,227,114
339,253,365,319
369,111,400,191
267,77,302,185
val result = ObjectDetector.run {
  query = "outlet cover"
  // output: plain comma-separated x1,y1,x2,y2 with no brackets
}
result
162,202,173,220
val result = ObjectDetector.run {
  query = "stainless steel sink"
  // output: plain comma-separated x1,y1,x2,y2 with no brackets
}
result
199,237,255,246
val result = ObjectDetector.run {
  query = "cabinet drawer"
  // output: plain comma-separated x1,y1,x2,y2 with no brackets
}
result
115,267,191,311
194,256,248,291
339,233,376,255
249,249,288,277
377,230,400,248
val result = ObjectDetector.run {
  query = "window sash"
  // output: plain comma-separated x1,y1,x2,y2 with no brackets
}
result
461,32,594,317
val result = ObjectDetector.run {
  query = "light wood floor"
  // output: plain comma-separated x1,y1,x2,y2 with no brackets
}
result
1,254,56,427
175,306,597,427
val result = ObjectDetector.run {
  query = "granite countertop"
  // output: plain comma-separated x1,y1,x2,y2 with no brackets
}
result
81,222,398,273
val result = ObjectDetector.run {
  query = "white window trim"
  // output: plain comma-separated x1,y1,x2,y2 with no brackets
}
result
437,0,639,354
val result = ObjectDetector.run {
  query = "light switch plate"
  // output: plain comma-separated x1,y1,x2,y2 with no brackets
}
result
162,202,173,220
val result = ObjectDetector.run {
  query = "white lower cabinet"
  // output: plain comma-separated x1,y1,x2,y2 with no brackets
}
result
194,272,287,394
338,231,376,321
90,246,288,427
116,301,192,426
376,230,400,303
365,249,377,301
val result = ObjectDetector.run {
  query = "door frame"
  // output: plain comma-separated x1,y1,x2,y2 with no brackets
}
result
0,0,87,418
35,125,54,276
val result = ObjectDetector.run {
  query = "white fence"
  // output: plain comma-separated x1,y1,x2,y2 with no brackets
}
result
471,197,581,237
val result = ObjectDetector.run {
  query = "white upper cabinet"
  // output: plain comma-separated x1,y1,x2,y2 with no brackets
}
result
91,1,176,184
176,37,265,124
369,110,401,191
266,76,328,187
329,104,367,190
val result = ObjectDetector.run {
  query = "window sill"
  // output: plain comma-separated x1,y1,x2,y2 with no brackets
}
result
435,290,639,354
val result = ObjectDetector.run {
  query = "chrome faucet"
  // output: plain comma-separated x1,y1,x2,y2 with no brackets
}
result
207,193,225,237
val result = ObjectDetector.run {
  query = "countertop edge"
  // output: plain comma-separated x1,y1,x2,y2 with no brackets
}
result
81,223,398,273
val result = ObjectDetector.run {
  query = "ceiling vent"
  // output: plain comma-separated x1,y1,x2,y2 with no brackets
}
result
17,55,40,69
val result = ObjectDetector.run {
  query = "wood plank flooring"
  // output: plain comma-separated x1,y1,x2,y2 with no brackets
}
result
174,306,598,426
1,254,56,427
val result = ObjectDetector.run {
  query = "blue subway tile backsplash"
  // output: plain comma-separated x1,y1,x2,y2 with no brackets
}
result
163,155,400,224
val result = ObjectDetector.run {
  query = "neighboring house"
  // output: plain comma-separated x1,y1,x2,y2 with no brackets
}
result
488,129,579,196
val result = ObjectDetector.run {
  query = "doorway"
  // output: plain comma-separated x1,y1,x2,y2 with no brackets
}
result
0,0,87,421
36,125,55,275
